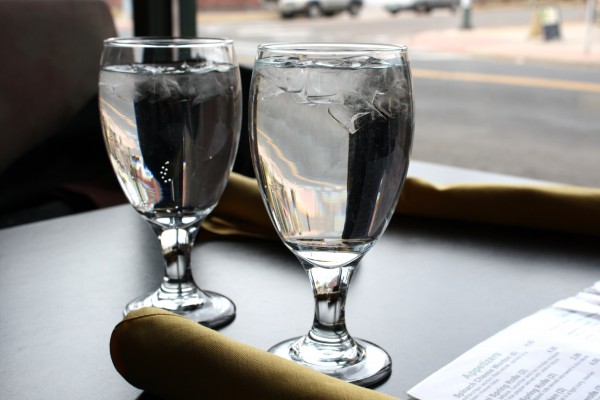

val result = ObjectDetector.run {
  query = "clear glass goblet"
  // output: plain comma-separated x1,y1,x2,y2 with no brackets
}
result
99,38,241,328
249,43,414,386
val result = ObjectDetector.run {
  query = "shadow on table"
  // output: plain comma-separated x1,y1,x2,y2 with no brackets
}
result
390,214,600,264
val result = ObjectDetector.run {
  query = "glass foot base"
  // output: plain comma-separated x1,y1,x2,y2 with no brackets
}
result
268,337,391,387
124,289,236,329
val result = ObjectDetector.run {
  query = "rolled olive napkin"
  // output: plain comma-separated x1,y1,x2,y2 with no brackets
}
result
202,172,277,240
204,173,600,238
111,307,398,400
396,177,600,236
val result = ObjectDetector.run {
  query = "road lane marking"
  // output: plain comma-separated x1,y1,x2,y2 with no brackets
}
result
413,69,600,94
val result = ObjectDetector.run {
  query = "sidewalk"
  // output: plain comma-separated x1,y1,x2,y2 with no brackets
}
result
113,6,600,68
407,21,600,67
196,7,600,68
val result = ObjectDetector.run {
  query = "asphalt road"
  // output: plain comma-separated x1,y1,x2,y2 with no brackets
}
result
197,5,600,187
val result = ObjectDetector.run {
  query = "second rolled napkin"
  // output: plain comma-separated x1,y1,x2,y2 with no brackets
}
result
203,173,600,239
111,307,398,400
396,177,600,236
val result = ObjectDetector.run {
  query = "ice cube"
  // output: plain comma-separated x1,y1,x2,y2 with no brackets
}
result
305,68,338,101
329,104,382,134
274,56,301,67
372,72,409,118
137,64,163,74
340,56,390,70
142,75,183,102
256,71,285,101
277,68,306,93
327,104,373,134
306,92,342,105
260,85,285,101
328,103,351,132
373,90,400,118
191,73,227,105
292,91,310,104
258,63,306,94
328,96,385,134
312,59,342,68
349,111,372,134
339,56,365,69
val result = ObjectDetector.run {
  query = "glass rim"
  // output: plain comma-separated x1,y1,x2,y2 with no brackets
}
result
103,37,234,48
257,42,408,55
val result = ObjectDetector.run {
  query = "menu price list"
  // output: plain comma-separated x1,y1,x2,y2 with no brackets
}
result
408,282,600,400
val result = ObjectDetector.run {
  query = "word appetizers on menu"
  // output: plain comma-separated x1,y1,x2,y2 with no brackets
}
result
408,282,600,400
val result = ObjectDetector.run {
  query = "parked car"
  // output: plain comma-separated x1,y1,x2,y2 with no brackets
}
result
385,0,458,14
279,0,363,19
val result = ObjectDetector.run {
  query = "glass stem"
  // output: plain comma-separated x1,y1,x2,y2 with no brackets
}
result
298,261,364,365
156,224,200,295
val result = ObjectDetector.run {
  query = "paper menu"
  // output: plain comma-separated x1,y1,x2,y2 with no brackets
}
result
407,282,600,400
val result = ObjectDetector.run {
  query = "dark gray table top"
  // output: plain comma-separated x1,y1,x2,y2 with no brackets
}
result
1,161,598,399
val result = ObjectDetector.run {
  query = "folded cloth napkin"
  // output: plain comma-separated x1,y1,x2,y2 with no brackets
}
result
111,307,398,400
203,173,600,238
202,172,277,240
396,177,600,236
